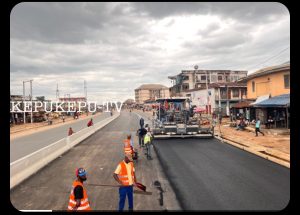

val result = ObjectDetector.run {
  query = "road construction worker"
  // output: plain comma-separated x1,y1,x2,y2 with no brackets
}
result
124,135,133,155
137,126,147,148
67,168,91,211
144,127,153,159
113,153,137,211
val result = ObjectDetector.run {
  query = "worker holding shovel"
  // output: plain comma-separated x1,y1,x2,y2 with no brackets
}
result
113,153,137,211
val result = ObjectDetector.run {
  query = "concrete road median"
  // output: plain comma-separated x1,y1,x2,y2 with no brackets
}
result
10,113,120,189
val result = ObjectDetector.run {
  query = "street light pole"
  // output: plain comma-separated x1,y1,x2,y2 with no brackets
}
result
30,80,33,123
206,71,209,116
23,81,25,124
226,84,229,116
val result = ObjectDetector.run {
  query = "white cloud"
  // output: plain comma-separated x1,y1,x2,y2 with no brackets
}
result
10,2,290,102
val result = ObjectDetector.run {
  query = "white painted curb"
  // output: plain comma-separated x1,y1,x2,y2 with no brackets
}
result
10,113,120,189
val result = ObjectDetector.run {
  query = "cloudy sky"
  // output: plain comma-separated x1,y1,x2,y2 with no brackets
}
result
10,2,290,103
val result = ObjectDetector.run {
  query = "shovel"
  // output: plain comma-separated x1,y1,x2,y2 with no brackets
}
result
86,182,151,195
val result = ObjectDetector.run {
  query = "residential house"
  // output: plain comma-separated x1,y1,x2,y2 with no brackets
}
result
183,82,247,116
237,62,290,128
134,84,170,104
168,69,247,97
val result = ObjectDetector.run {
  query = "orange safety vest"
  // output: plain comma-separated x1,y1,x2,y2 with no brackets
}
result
123,139,132,154
118,161,135,186
68,180,91,211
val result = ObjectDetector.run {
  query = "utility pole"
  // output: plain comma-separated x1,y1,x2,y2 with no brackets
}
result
22,80,33,124
56,83,60,100
206,71,209,116
226,84,229,117
23,81,25,124
30,80,33,123
10,90,15,125
84,80,87,102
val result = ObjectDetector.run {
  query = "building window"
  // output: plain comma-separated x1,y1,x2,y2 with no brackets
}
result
220,88,227,99
252,81,255,92
201,75,206,81
182,76,189,80
211,75,217,83
284,74,290,89
218,76,223,81
232,89,239,98
183,84,189,90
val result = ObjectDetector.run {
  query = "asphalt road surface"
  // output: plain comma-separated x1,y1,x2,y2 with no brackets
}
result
154,138,290,210
10,110,290,211
10,111,180,211
10,113,110,162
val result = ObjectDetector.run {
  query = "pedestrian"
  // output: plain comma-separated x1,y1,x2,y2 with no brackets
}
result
212,114,217,128
266,116,274,129
255,118,265,136
87,118,93,127
67,168,91,211
62,115,65,123
236,118,246,131
110,111,113,116
68,127,75,136
139,117,144,128
144,130,152,160
136,126,147,148
113,153,137,211
219,113,222,124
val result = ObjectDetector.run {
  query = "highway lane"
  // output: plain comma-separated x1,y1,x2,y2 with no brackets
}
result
10,111,179,211
10,110,290,211
154,138,290,210
10,112,111,162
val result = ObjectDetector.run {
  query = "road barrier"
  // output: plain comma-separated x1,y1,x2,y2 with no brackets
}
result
10,113,120,189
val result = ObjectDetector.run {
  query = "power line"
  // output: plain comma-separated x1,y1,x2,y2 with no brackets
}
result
246,46,290,71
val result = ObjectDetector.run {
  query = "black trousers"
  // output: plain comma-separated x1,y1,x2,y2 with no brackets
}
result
255,128,264,136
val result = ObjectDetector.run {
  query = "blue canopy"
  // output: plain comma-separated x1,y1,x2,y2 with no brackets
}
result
253,94,290,107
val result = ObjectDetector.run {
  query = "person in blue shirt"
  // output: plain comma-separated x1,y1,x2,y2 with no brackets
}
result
255,118,265,137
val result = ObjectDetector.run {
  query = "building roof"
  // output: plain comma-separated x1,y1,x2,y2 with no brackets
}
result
238,63,290,82
232,100,253,108
144,99,157,104
123,99,135,104
135,84,168,90
156,97,189,102
253,94,290,107
250,94,270,105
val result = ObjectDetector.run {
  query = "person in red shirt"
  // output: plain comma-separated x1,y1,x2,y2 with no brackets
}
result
68,127,75,136
87,118,93,127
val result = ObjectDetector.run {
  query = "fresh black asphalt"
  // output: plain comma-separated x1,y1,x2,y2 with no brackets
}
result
153,137,290,210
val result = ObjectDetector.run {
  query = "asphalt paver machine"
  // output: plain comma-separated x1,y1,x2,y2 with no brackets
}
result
152,97,214,139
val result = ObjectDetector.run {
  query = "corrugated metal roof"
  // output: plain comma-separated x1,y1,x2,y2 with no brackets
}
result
232,100,253,108
250,94,270,105
253,94,290,107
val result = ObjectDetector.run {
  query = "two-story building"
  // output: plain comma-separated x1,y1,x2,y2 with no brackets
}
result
183,82,247,116
237,62,290,128
134,84,170,105
168,69,247,97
